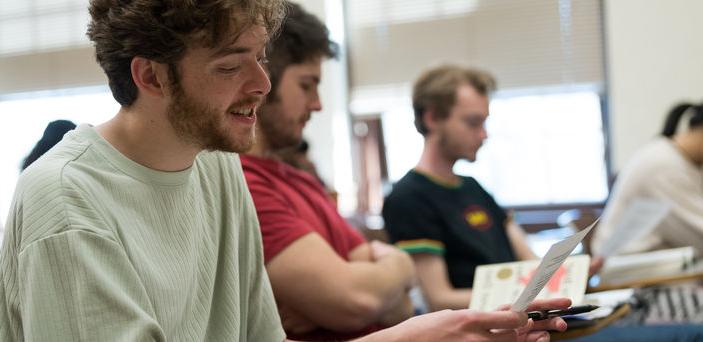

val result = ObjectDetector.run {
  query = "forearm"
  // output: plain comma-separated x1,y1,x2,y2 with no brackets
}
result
426,287,472,311
377,292,414,326
267,235,414,332
351,326,400,342
507,221,538,260
350,253,415,298
292,258,412,331
347,252,415,310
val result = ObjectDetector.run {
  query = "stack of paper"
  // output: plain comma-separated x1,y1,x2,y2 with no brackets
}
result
578,288,635,319
598,246,696,286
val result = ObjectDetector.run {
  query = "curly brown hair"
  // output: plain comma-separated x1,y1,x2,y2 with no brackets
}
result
266,1,338,100
412,65,496,136
87,0,285,106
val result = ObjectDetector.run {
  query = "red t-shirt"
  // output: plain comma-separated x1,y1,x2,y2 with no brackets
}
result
241,155,376,340
241,154,365,263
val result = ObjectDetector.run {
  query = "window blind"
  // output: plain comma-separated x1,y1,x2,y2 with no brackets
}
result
0,0,104,95
0,0,90,56
346,0,604,101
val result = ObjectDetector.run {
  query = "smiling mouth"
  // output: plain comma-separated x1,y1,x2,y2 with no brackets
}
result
229,107,256,118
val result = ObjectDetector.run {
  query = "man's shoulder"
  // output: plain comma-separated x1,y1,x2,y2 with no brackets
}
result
17,137,91,198
388,171,425,194
239,155,290,189
9,138,121,251
458,176,485,191
384,172,433,213
239,154,279,176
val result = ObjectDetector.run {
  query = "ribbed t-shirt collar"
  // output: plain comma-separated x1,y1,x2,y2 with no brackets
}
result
410,169,463,189
73,124,194,186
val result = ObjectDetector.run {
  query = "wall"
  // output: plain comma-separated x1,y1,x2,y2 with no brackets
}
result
0,47,106,95
296,0,356,214
605,0,703,171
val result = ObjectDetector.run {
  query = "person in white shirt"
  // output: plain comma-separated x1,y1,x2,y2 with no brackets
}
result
593,102,703,255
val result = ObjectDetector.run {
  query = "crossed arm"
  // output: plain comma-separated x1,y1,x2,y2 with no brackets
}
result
267,233,415,333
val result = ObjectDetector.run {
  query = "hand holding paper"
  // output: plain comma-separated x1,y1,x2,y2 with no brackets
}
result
469,255,590,311
511,219,597,312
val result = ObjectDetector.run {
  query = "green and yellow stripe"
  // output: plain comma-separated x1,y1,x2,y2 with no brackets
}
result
396,239,445,255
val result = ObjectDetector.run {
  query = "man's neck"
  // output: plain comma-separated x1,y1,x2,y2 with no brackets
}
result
96,106,201,172
246,128,280,160
415,139,460,185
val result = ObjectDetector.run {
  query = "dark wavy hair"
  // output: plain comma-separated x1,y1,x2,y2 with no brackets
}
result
661,102,703,137
266,1,338,99
22,120,77,170
87,0,285,106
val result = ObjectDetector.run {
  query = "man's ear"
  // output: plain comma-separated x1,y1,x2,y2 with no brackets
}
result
130,57,170,98
423,109,440,134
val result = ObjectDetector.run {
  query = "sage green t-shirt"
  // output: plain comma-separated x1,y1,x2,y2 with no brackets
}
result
0,125,284,341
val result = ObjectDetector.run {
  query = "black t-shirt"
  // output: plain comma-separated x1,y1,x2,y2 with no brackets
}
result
382,170,516,288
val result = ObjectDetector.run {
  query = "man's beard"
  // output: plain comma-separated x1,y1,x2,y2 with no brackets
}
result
438,128,475,163
258,101,308,150
167,83,259,153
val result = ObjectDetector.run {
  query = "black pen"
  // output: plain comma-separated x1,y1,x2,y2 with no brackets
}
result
527,304,599,321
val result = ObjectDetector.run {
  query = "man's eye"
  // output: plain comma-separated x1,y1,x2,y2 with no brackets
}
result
218,66,240,74
463,118,483,128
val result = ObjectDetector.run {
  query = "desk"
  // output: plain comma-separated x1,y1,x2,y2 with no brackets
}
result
551,303,630,340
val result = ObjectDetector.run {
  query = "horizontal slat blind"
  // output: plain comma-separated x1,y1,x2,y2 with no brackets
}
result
347,0,603,97
0,0,104,95
0,0,90,56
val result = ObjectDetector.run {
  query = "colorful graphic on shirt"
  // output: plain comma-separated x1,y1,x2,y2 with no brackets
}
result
464,205,492,231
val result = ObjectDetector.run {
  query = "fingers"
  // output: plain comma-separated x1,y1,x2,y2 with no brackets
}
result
369,240,398,259
589,256,605,276
496,303,511,311
525,298,572,312
469,310,528,330
523,331,551,342
531,317,568,332
489,329,519,342
514,317,534,336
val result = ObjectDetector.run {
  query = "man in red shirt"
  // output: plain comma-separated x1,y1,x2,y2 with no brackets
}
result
242,4,414,340
242,2,570,342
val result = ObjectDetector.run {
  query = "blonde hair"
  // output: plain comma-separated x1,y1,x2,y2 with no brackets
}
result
412,65,496,135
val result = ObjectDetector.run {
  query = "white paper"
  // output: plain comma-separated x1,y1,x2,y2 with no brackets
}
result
598,246,695,285
581,288,635,308
599,198,671,257
511,219,597,312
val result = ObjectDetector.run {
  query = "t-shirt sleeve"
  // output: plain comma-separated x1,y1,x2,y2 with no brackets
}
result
16,230,166,341
341,220,366,253
382,190,445,255
240,190,286,342
244,170,318,263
